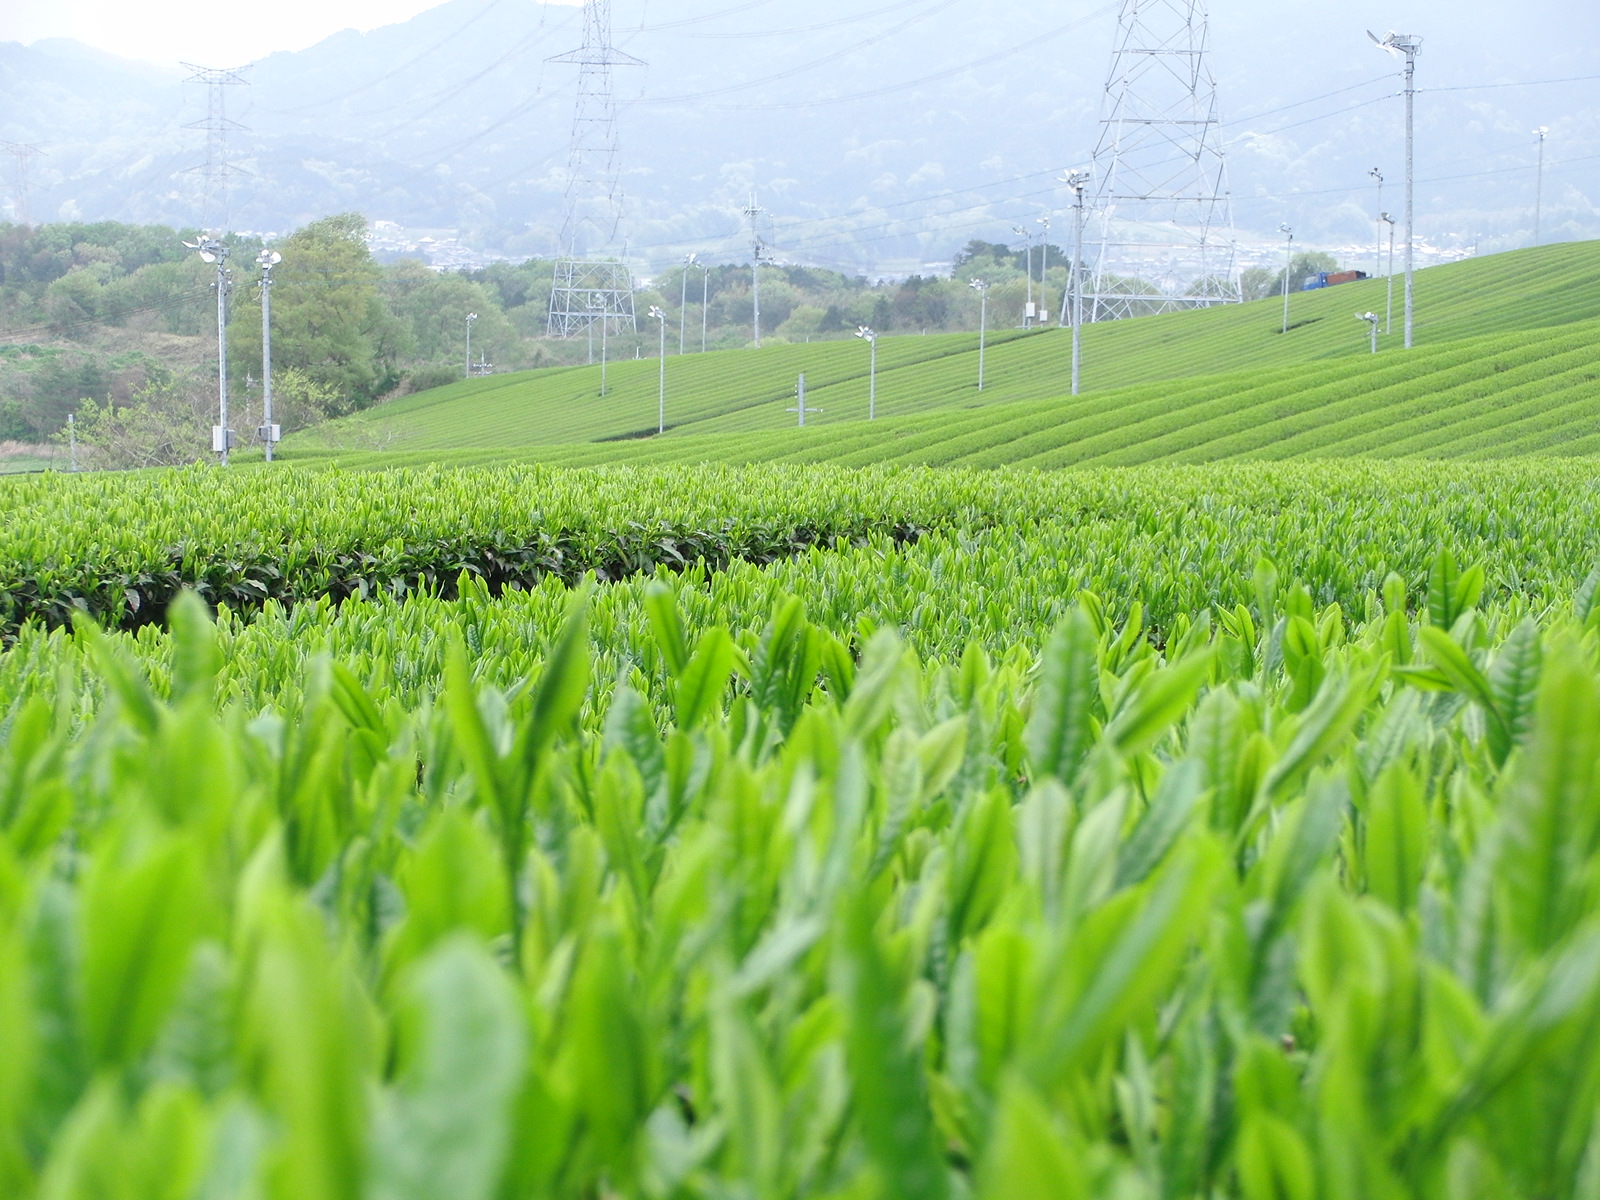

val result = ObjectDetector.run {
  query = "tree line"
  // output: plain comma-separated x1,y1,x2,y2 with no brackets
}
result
0,213,1351,466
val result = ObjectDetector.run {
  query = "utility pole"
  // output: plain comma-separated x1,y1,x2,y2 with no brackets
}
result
256,249,281,461
1013,225,1034,326
67,413,77,472
1369,167,1385,277
465,312,477,378
1370,30,1421,349
0,142,45,226
185,235,234,464
969,279,989,390
587,296,609,395
786,373,820,426
700,261,712,353
1062,171,1091,396
649,306,667,432
1279,223,1294,336
1036,214,1051,324
856,325,878,419
1379,212,1397,335
1533,126,1550,246
746,192,765,348
679,254,696,354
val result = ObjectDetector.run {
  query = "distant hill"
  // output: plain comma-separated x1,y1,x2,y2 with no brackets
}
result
3,0,1598,272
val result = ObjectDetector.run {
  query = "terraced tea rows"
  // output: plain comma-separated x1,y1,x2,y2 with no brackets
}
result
312,316,1600,474
283,240,1600,459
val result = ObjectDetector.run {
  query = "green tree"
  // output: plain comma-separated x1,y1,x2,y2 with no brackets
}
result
63,375,210,470
382,261,515,369
1240,251,1342,301
230,214,405,414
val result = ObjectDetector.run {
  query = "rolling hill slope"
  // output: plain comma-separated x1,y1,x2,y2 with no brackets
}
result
307,315,1600,473
283,241,1600,459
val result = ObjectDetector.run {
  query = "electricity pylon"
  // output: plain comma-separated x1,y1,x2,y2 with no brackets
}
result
1086,0,1240,322
0,142,45,226
546,0,644,339
182,63,251,233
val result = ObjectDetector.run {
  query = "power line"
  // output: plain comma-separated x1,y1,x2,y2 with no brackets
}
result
701,3,1120,111
636,0,964,106
267,0,514,116
1423,73,1600,94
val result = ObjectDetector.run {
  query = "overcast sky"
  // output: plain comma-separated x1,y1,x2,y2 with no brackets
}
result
0,0,573,66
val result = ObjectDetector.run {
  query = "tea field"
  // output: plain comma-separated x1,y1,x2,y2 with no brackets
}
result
282,240,1600,462
316,315,1600,474
5,454,1600,1198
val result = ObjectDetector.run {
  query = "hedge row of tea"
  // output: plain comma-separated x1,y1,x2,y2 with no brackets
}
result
4,552,1600,1198
5,458,1600,642
5,458,1600,1197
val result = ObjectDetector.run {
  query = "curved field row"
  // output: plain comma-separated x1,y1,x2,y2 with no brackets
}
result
305,315,1600,474
280,241,1600,458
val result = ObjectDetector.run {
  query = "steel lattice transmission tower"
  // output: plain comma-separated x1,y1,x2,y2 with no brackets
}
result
182,63,251,232
0,142,45,226
1086,0,1240,322
546,0,644,339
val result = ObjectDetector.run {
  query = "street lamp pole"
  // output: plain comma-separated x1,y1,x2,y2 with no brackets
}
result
1371,30,1422,349
856,325,878,419
184,234,233,464
1369,168,1385,277
650,305,667,433
700,262,711,353
1279,223,1294,336
1036,213,1051,325
256,249,282,462
1533,126,1550,246
679,254,695,354
1013,225,1034,326
1062,170,1090,396
1379,212,1397,335
969,279,989,391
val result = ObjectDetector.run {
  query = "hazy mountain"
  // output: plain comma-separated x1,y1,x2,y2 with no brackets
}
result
2,0,1596,276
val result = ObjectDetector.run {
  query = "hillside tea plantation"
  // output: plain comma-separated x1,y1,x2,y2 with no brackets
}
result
4,457,1600,1199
